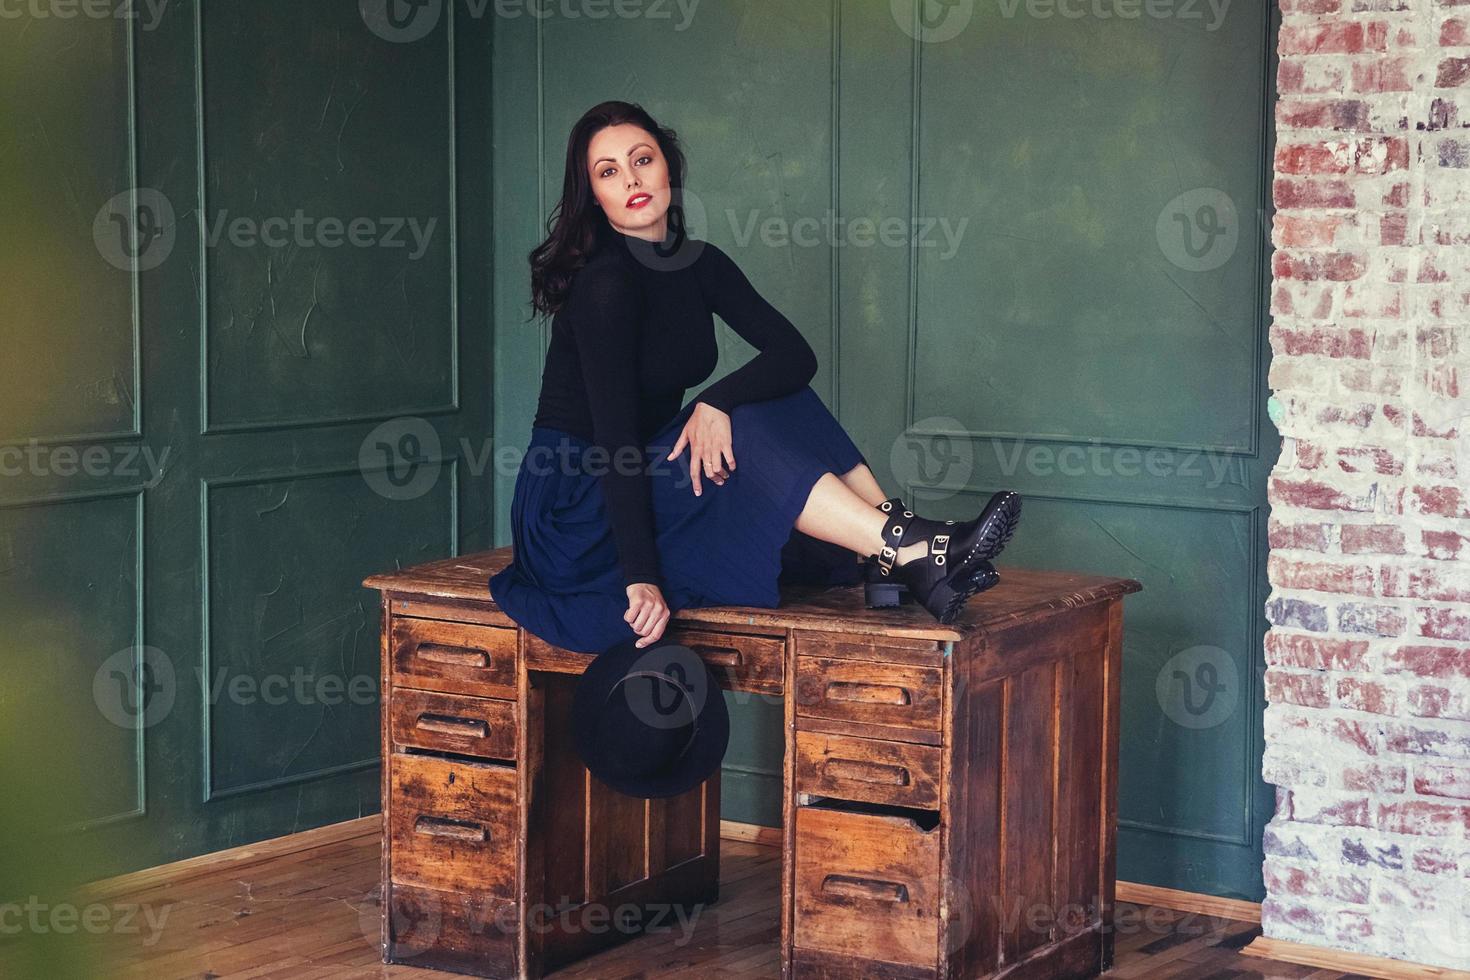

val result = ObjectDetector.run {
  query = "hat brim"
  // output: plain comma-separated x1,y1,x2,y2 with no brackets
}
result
573,638,730,800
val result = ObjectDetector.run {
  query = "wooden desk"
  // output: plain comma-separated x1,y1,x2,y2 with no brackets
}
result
364,547,1140,979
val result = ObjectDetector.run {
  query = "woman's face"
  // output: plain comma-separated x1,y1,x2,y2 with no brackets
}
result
586,123,671,241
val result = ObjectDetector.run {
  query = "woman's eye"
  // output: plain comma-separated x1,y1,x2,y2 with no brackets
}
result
599,166,616,179
635,155,652,166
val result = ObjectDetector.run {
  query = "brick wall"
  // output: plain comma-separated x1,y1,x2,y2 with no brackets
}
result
1265,0,1470,968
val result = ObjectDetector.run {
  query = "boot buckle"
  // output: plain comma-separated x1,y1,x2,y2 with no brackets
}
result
932,533,949,567
876,545,898,576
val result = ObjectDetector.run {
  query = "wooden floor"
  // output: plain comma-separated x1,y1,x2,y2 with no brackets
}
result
87,827,1379,980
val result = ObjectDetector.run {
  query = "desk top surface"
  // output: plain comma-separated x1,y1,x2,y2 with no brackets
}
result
365,546,1140,642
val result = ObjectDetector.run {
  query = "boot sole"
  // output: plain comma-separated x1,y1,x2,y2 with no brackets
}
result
954,491,1022,578
928,561,1002,625
866,561,1001,617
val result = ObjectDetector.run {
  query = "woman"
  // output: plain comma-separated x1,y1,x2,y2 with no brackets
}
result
489,101,1021,654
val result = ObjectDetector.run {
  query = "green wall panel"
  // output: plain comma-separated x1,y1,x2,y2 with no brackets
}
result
0,16,137,442
0,493,143,827
915,10,1263,451
201,0,457,430
203,465,456,798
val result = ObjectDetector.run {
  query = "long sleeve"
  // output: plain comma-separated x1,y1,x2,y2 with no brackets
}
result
564,262,662,589
689,243,819,415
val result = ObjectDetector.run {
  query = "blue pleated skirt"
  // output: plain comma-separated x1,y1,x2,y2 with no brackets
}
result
488,385,868,653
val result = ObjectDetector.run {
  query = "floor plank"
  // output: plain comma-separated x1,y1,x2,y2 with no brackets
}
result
48,829,1372,979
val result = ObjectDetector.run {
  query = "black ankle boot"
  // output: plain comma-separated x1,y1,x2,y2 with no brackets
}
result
863,497,914,608
863,492,1021,623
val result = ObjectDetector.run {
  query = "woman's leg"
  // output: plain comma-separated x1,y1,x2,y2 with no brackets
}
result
794,472,928,566
836,461,886,506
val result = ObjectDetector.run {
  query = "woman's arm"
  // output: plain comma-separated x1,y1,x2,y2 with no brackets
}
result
689,243,819,413
565,262,662,589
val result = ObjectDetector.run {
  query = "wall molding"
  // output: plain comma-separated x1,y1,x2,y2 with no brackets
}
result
198,457,459,802
194,2,461,436
1,487,148,830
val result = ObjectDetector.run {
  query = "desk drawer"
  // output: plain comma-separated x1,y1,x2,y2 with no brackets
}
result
794,657,943,733
389,753,516,897
391,688,516,762
665,626,784,695
391,616,517,698
794,731,940,810
793,804,941,969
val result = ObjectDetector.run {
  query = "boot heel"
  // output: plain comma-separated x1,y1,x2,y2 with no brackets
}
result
864,579,908,608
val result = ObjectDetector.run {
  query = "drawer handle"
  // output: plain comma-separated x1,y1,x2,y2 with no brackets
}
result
413,816,487,843
823,758,910,786
690,643,743,668
415,643,490,669
820,874,910,904
825,681,911,706
414,712,489,738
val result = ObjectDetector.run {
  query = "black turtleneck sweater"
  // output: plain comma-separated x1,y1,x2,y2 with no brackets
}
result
531,220,819,589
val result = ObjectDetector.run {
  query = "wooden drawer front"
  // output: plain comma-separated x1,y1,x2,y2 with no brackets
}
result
794,731,941,810
665,626,784,695
390,616,517,698
794,656,943,732
389,753,516,897
793,805,941,969
386,882,517,976
391,688,516,761
794,630,944,668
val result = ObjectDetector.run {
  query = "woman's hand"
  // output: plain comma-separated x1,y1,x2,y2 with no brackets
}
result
667,402,735,497
625,583,670,648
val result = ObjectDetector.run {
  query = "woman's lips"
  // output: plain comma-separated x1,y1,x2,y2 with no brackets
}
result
626,193,652,209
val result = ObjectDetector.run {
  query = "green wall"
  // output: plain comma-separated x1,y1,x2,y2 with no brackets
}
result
3,0,1277,902
492,0,1280,901
1,1,493,881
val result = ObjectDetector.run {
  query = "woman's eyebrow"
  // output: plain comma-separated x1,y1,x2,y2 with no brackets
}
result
588,141,652,170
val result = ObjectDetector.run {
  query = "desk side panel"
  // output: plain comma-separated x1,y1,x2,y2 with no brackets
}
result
942,600,1113,979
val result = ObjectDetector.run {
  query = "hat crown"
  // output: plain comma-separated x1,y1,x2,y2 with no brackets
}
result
573,638,730,799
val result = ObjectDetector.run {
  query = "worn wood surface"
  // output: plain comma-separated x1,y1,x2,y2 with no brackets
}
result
387,753,516,898
363,546,1141,641
793,730,943,810
84,818,1380,979
792,804,942,969
365,547,1144,979
389,688,517,761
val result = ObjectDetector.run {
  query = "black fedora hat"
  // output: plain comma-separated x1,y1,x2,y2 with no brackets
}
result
572,637,729,799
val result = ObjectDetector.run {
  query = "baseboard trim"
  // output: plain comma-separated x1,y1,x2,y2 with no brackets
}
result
1241,936,1470,980
1114,880,1262,923
719,818,783,847
81,814,380,899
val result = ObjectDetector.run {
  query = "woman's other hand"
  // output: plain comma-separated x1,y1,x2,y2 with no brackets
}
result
625,582,670,648
667,402,735,496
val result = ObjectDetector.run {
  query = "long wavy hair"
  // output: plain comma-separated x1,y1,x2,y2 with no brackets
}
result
529,101,689,318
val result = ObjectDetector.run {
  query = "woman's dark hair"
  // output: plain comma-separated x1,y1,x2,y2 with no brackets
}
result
529,101,688,318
